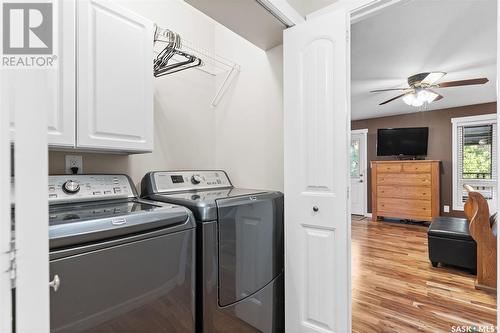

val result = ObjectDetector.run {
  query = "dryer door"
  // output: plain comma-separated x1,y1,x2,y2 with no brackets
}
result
216,192,284,306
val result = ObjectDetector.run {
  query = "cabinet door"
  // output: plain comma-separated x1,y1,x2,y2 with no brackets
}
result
77,0,154,152
6,0,76,148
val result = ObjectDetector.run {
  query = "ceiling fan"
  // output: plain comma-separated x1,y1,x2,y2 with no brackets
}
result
371,72,489,107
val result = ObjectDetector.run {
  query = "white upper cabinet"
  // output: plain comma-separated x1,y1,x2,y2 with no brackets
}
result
7,0,76,148
76,0,154,152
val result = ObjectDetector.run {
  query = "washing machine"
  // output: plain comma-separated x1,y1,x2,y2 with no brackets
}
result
141,170,284,333
47,174,196,332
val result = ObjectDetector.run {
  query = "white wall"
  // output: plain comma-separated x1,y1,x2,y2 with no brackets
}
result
49,0,284,192
214,26,284,191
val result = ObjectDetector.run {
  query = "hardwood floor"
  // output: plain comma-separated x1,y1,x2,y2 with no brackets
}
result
352,218,497,333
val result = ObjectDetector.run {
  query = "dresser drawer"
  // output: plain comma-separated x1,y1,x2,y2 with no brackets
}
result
377,198,432,217
402,163,432,173
377,186,431,201
376,163,402,173
377,173,431,186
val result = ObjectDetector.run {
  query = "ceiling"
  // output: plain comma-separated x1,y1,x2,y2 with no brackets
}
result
286,0,337,16
351,0,497,121
185,0,287,49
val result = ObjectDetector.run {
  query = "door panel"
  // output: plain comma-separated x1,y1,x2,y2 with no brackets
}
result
77,0,153,152
284,9,350,333
7,0,75,147
50,230,195,333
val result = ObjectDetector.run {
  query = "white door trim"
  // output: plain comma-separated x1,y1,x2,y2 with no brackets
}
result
14,73,50,333
350,129,368,216
0,57,13,333
351,129,368,135
496,0,500,321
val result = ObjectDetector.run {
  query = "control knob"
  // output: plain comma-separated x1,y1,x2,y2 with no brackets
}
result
191,175,202,185
62,180,80,194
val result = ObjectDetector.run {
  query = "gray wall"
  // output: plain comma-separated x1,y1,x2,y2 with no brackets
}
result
351,102,496,218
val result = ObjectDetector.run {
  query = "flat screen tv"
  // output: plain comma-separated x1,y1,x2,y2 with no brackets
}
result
377,127,428,157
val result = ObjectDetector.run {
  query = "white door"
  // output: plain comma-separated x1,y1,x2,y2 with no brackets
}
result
6,0,76,148
284,8,350,333
350,130,367,216
77,0,154,152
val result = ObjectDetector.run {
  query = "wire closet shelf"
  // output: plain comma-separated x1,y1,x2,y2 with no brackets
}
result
153,24,240,107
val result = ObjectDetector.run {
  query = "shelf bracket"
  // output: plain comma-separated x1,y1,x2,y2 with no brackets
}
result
211,64,240,108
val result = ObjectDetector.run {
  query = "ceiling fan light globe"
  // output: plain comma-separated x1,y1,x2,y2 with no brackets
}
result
403,93,418,106
413,99,424,107
417,89,438,103
402,89,438,107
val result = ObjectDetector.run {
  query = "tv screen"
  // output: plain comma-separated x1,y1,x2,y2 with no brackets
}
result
377,127,429,156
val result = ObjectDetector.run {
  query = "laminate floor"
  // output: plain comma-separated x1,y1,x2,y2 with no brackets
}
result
352,218,497,333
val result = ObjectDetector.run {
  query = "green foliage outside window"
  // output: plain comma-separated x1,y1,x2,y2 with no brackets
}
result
462,144,492,179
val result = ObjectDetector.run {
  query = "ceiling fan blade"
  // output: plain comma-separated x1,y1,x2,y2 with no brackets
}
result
379,93,406,105
428,89,444,102
370,88,408,93
421,72,446,85
434,94,444,101
437,78,489,88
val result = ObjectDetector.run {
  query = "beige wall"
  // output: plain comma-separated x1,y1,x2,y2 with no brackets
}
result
49,0,284,192
352,102,497,218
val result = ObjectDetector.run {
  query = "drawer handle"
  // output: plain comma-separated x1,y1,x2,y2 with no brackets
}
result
49,274,61,292
111,218,127,225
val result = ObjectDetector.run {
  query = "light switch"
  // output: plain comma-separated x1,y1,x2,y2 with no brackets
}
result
443,205,450,213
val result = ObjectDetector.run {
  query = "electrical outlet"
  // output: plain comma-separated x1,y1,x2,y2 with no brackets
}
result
65,155,83,174
443,205,450,213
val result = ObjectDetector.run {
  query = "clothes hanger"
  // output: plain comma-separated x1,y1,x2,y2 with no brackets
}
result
154,53,202,77
154,38,202,76
153,25,202,76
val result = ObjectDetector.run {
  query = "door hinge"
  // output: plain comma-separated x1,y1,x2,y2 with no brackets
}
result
6,239,17,288
347,186,350,200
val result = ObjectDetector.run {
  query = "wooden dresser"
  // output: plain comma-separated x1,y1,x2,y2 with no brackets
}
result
371,160,440,222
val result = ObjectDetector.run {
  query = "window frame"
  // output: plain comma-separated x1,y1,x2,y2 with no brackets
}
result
452,113,497,211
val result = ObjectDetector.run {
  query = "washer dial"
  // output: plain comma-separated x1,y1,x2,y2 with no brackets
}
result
62,180,80,194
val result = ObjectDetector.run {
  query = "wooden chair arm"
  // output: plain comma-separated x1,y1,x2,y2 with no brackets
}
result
463,184,496,291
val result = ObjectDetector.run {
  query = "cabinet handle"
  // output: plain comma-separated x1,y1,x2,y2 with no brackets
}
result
49,274,61,292
312,206,319,212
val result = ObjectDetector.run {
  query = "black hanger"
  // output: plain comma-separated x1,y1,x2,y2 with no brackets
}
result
153,29,202,77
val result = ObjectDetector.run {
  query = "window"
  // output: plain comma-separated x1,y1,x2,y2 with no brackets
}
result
350,138,360,178
452,114,497,211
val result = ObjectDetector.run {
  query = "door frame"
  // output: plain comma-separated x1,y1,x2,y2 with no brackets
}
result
350,129,368,216
305,0,500,328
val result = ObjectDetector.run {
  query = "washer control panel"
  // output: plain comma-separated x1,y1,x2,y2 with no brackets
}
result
48,175,134,203
153,171,232,193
